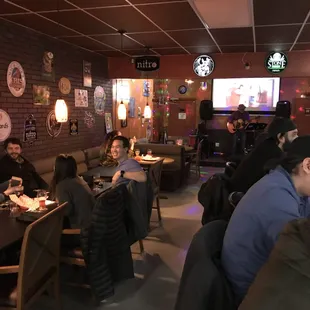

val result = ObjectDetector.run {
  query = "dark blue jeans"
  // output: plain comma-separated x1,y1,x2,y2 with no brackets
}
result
232,130,246,155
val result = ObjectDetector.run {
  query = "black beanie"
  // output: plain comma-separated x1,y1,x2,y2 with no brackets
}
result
267,117,297,138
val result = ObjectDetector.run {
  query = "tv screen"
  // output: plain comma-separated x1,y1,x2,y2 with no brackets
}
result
212,78,280,112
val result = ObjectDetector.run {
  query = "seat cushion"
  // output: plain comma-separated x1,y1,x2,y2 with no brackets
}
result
0,273,18,307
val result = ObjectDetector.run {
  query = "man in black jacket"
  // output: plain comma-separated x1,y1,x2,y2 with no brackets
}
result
0,137,48,197
229,118,298,193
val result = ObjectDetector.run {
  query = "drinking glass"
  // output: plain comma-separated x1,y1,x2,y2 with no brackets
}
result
36,189,49,211
93,173,101,190
8,201,20,218
135,149,140,156
147,149,152,156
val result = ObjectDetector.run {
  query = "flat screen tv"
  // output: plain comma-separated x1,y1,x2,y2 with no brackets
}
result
212,78,280,112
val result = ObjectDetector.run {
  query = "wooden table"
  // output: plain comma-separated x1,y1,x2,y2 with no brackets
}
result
184,146,194,152
138,157,175,167
0,210,28,251
82,166,117,178
92,182,112,198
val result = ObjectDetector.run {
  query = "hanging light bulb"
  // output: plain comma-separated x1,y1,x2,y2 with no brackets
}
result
118,101,127,120
55,99,68,122
144,103,152,119
200,81,208,91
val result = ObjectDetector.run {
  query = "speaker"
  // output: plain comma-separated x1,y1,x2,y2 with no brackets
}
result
199,100,213,120
275,101,291,118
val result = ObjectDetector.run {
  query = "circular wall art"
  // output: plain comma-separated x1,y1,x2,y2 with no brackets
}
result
94,86,106,115
0,109,12,142
193,55,215,77
7,61,26,97
265,52,288,74
46,110,62,137
58,77,71,95
178,85,188,94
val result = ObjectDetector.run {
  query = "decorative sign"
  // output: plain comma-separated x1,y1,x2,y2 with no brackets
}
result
84,111,95,128
83,61,92,87
128,97,136,118
7,61,26,97
23,115,37,144
42,51,55,81
305,108,310,116
0,110,12,142
105,113,113,133
94,86,106,115
178,113,186,120
58,77,71,95
75,89,88,107
69,119,78,135
265,52,288,73
178,85,187,95
193,55,215,77
46,111,62,137
135,56,160,72
33,85,50,105
143,80,150,97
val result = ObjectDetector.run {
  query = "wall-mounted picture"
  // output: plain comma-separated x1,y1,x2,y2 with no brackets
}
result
129,97,136,118
83,61,92,87
94,86,106,115
58,77,71,95
105,113,112,133
42,51,55,81
23,115,37,144
7,61,26,97
46,111,62,137
33,85,50,105
69,119,78,135
84,111,95,128
75,89,88,107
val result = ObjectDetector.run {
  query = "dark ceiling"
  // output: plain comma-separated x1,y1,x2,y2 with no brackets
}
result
1,0,310,57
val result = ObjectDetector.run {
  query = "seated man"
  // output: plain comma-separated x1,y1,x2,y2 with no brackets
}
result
229,117,298,193
110,136,146,185
0,137,48,198
221,136,310,304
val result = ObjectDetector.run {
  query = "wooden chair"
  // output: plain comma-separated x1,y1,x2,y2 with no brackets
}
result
189,140,202,178
0,202,67,310
148,159,164,224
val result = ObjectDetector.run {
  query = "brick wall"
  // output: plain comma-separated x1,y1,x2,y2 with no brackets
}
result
0,20,112,161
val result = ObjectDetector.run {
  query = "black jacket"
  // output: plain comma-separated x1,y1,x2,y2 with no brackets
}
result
126,178,153,245
80,184,134,301
0,154,48,197
229,138,282,193
175,220,236,310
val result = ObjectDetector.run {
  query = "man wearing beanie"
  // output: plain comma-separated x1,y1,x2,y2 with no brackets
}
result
229,117,298,193
222,136,310,305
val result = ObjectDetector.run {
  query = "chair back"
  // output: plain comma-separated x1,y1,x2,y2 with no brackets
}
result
175,220,236,310
17,203,67,305
148,159,164,196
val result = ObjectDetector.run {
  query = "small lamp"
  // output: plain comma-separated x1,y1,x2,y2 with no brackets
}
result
118,101,127,120
55,99,68,123
144,103,152,119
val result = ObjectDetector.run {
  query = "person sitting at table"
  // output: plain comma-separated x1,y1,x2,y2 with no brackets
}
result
100,130,121,167
221,136,310,305
50,154,95,233
110,136,147,185
0,137,48,198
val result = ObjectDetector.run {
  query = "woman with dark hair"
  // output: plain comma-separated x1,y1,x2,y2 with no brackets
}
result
100,130,121,167
50,154,95,230
222,136,310,304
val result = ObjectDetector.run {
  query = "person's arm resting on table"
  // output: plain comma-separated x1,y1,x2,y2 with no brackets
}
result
112,159,147,184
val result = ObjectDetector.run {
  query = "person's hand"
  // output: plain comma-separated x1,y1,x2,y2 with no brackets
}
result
112,171,121,185
4,181,24,196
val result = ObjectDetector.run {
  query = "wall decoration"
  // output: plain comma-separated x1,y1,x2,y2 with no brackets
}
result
143,80,150,97
83,61,92,87
7,61,26,97
105,113,112,133
42,51,55,81
178,112,186,120
135,56,160,72
58,77,71,95
84,111,95,128
178,85,187,94
0,109,12,142
46,110,62,137
94,86,106,115
193,55,215,77
33,85,50,105
129,97,136,118
23,114,37,144
265,52,288,74
69,119,78,135
75,89,88,107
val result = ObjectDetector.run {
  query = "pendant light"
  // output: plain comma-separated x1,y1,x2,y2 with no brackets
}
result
117,30,127,120
54,0,68,122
